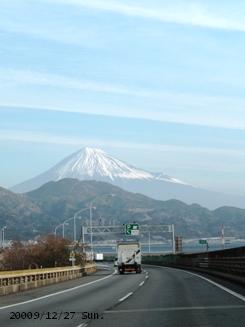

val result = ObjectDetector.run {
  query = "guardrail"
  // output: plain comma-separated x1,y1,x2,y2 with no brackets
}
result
143,246,245,285
0,264,96,296
171,255,245,276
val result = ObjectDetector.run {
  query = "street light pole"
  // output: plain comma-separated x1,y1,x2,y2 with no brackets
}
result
62,217,74,239
88,193,115,259
90,202,93,257
148,231,151,253
1,226,7,248
221,225,225,249
55,212,84,241
172,224,175,254
82,226,85,244
62,223,65,238
54,224,62,237
73,207,93,242
73,215,76,242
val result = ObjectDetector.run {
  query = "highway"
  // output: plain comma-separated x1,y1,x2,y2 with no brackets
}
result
0,264,245,327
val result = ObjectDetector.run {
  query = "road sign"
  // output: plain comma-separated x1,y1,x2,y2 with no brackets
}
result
125,223,139,236
82,224,172,235
69,251,75,259
199,239,207,245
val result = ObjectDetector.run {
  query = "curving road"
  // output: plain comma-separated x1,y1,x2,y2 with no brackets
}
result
0,264,245,327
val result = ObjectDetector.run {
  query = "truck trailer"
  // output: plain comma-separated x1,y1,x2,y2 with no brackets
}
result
94,253,104,261
117,241,142,274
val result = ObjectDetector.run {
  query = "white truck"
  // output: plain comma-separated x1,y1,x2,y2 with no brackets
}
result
94,253,104,261
116,241,142,274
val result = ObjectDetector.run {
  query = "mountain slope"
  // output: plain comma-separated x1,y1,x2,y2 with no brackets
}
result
23,179,245,238
0,186,41,239
0,187,39,215
2,179,245,240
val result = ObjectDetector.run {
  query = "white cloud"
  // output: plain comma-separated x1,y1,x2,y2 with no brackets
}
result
0,18,103,48
0,69,137,96
0,1,103,47
48,0,245,32
1,128,245,158
2,68,245,130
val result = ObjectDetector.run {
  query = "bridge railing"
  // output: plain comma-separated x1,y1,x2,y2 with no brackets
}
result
0,264,96,296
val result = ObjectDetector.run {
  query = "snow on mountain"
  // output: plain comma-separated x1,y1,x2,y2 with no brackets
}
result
54,147,154,181
11,147,245,209
12,147,186,193
152,172,186,184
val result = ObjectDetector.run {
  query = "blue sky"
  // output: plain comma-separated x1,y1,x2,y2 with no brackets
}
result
1,0,245,195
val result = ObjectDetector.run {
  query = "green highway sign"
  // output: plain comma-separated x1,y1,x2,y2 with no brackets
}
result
125,223,139,236
199,239,208,245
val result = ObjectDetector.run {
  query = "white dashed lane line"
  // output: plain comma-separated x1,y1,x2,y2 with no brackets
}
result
117,270,148,304
118,292,133,302
118,275,147,303
76,323,88,327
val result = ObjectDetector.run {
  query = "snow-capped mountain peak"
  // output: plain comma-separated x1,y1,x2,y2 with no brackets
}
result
54,147,155,181
12,147,186,192
11,147,245,210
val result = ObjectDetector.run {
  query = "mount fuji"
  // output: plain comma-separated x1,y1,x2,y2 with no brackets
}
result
12,147,245,209
12,147,185,191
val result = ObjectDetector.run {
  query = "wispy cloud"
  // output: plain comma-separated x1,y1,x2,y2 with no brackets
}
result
0,68,222,104
0,68,138,96
0,1,103,47
2,68,245,130
48,0,245,32
0,19,102,48
2,128,245,158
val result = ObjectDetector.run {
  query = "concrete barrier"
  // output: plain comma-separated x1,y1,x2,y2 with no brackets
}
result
143,246,245,286
0,264,96,296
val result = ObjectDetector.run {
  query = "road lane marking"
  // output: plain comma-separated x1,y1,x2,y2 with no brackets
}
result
118,292,133,302
76,323,88,327
139,281,145,287
105,304,245,314
150,265,245,303
0,272,116,310
185,270,245,302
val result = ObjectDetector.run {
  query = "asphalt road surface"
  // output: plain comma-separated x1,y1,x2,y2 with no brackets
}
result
0,264,245,327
